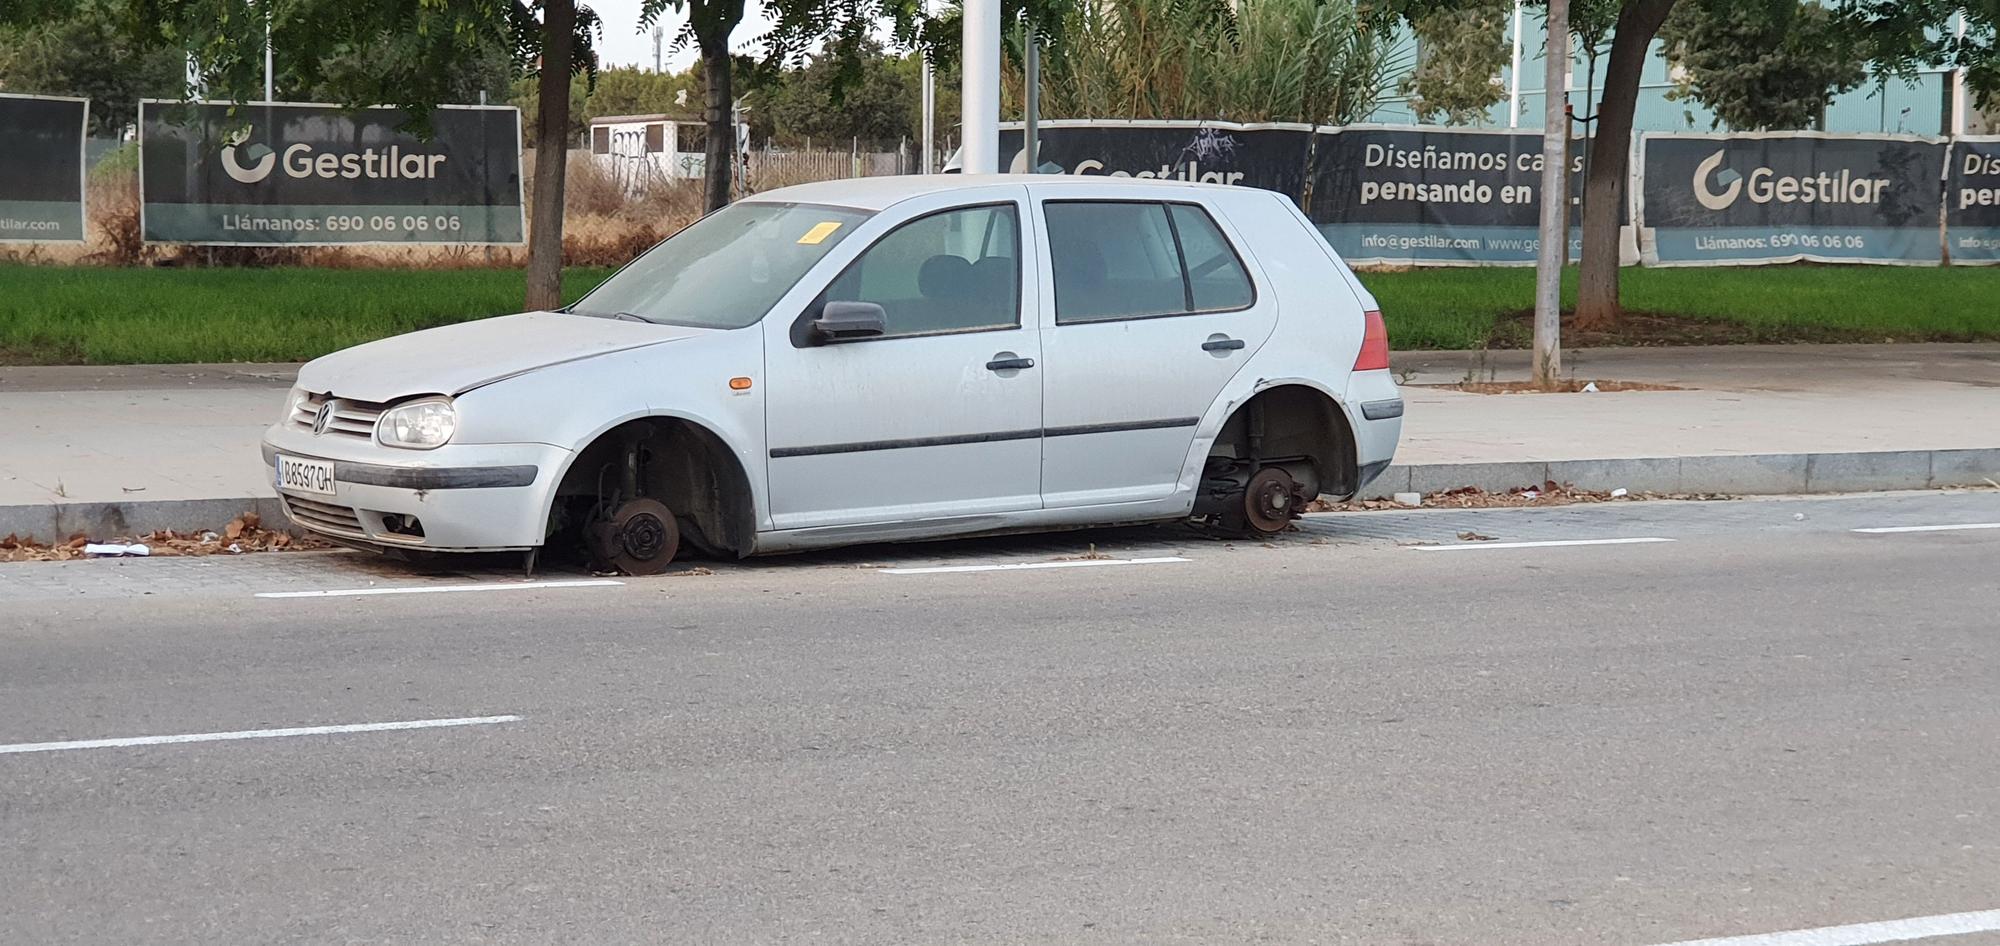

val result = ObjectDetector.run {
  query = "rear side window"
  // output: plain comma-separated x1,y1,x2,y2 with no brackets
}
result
1168,204,1254,311
1046,200,1254,324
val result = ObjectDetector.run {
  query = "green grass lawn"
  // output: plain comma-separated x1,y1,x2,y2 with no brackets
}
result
3,262,1998,364
1361,265,2000,350
0,266,613,365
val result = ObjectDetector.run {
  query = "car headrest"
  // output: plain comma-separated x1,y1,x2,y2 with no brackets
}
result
918,254,973,299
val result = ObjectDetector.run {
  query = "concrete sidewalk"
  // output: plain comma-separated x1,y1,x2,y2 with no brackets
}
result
2,344,1997,538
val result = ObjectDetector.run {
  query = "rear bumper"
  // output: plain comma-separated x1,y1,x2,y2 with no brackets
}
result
1344,370,1404,492
261,424,569,552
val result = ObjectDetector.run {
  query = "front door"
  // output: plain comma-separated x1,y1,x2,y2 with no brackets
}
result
763,192,1044,531
1031,193,1278,508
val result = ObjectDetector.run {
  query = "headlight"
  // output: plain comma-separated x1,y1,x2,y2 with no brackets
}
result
376,398,457,449
281,386,306,424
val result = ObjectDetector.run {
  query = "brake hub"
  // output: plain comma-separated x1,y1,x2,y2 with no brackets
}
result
588,497,681,575
1243,467,1301,535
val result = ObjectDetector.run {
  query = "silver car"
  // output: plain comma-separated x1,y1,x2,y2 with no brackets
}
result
261,175,1403,573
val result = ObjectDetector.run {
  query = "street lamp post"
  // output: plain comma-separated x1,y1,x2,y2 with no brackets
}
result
961,0,1001,174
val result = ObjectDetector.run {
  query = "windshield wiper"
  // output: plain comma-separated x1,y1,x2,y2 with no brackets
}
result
570,309,655,324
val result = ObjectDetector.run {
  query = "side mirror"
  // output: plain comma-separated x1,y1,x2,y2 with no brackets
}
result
811,300,887,342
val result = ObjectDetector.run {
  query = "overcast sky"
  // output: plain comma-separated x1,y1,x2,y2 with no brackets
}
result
586,0,777,73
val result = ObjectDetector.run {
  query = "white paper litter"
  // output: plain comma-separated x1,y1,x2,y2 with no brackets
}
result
84,543,151,557
1610,488,1629,498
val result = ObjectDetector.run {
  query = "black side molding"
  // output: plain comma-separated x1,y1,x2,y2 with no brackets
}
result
769,416,1203,458
1360,399,1405,421
333,462,540,489
770,428,1043,459
1043,417,1201,438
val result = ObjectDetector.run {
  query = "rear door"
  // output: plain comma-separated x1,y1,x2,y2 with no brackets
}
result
1030,188,1278,508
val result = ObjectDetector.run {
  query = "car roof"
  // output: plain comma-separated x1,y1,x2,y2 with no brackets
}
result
742,174,1249,212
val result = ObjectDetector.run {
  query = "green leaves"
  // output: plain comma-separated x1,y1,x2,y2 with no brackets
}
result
121,0,577,133
1023,0,1400,126
1660,0,1867,131
1400,0,1510,126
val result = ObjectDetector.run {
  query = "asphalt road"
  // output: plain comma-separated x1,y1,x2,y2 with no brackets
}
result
3,492,1999,945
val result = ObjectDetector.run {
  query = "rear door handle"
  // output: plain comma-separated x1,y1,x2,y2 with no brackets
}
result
986,356,1035,371
1202,337,1246,352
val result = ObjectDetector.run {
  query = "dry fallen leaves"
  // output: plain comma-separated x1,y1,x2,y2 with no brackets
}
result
1311,481,1733,514
0,513,329,563
1429,379,1687,395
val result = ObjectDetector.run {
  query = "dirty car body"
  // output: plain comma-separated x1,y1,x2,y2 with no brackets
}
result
261,175,1402,571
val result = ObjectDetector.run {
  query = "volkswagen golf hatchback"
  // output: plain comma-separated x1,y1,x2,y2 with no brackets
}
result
262,175,1403,573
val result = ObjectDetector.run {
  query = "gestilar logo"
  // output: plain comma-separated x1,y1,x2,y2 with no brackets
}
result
1691,147,1889,211
218,126,447,184
221,128,278,183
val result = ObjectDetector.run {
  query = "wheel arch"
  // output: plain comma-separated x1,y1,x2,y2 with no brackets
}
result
543,410,761,558
1201,379,1360,499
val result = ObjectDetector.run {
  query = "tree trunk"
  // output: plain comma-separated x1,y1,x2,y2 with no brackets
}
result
524,0,575,312
701,42,733,213
1572,0,1675,331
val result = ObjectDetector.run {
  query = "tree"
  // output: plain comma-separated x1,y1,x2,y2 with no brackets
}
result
582,64,700,122
764,40,916,145
642,0,923,212
1399,0,1510,126
1573,0,1999,326
1658,1,1867,131
509,71,592,144
0,2,184,135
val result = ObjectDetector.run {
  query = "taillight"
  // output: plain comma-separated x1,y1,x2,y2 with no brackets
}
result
1354,309,1390,371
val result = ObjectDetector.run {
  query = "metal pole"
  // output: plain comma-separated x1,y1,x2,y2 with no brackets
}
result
921,56,935,173
263,12,273,102
961,0,1001,174
1024,30,1040,173
1952,10,1970,136
1533,0,1569,388
1507,0,1523,128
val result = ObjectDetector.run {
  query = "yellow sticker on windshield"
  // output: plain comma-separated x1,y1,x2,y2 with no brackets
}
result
797,221,843,245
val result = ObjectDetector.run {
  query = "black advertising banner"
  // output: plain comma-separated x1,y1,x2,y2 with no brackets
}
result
996,120,1636,266
1639,133,1946,265
0,93,88,243
999,120,1312,198
140,101,524,245
1309,125,1634,266
1947,137,2000,264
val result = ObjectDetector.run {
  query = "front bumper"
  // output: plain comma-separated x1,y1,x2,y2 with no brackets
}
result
261,423,571,552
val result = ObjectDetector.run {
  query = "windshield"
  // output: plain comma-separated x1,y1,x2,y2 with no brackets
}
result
568,202,872,329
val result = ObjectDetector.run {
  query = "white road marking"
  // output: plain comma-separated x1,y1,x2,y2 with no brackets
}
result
881,557,1191,575
256,579,622,599
0,714,523,755
1645,907,2000,946
1410,537,1675,552
1852,522,2000,534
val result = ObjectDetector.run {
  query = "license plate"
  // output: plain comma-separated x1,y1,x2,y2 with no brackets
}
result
276,455,337,496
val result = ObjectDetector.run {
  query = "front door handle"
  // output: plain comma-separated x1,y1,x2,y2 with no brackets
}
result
1202,336,1246,352
986,355,1036,371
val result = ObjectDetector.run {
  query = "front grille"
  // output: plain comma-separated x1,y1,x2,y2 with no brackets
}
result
288,391,386,440
282,496,365,536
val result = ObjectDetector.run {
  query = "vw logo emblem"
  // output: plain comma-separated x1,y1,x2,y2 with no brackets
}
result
311,401,336,435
